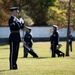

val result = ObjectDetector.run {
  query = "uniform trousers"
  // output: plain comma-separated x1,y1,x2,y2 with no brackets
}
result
24,46,38,58
69,42,72,52
9,41,19,69
51,44,57,57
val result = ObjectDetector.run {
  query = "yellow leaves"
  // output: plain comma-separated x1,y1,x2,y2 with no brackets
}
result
0,0,1,2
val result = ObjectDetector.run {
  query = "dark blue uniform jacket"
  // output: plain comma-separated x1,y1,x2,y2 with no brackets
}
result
8,16,24,43
50,31,59,45
24,32,33,48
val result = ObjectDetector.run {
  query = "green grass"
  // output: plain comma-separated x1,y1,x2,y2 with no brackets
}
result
0,42,75,75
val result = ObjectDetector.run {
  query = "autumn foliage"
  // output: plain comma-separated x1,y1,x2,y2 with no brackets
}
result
0,0,75,29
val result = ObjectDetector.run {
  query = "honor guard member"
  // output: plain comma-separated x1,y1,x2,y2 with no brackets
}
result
8,7,24,70
23,26,38,58
50,25,59,57
69,30,73,52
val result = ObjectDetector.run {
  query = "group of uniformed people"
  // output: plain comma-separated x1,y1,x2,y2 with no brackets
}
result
8,7,39,70
8,7,73,70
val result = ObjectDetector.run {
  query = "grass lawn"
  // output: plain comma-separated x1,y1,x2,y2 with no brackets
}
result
0,42,75,75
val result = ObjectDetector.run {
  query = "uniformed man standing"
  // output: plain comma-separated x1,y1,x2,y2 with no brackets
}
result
8,7,24,70
23,26,38,58
69,30,73,52
50,25,59,57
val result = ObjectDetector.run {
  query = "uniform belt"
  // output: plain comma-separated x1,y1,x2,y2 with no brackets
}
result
11,31,19,33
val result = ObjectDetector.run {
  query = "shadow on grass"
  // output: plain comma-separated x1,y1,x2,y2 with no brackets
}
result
19,57,51,59
0,48,9,50
0,58,8,59
37,57,51,59
0,69,10,72
70,57,75,59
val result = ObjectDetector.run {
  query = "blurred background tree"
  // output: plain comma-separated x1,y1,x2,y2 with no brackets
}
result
0,0,75,29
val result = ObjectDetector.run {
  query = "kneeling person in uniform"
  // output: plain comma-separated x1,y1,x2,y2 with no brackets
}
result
23,26,38,58
55,44,65,57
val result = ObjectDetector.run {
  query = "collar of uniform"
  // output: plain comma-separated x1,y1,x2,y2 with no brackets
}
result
11,16,19,22
11,15,17,18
